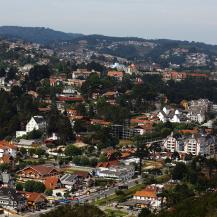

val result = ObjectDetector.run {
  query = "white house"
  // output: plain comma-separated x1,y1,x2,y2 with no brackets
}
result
16,116,46,138
95,165,135,181
184,134,217,156
122,158,140,166
16,139,37,150
163,133,181,152
158,107,186,123
186,110,205,124
26,116,46,132
0,77,5,86
133,185,162,209
183,135,200,155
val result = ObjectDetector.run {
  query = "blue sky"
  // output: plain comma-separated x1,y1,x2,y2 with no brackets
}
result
0,0,217,44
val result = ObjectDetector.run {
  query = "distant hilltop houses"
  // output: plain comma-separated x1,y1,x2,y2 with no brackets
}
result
162,71,209,81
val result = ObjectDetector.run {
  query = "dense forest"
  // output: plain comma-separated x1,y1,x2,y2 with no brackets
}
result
40,204,106,217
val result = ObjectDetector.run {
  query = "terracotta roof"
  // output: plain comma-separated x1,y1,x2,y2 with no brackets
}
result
20,165,59,176
38,107,51,112
107,71,124,77
74,171,90,178
103,91,117,97
121,152,131,159
188,73,208,77
44,176,59,190
22,192,46,203
134,187,157,198
0,141,17,150
178,129,198,135
91,119,111,126
57,96,83,102
96,160,119,168
1,154,13,164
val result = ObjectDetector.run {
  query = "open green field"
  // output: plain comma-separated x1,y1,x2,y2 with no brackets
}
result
105,208,128,217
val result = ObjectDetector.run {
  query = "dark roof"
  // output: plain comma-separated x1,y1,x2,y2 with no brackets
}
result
18,165,59,176
0,187,26,202
74,171,90,178
33,116,45,124
60,174,78,185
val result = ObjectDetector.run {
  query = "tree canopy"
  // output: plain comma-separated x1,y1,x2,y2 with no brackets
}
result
40,204,106,217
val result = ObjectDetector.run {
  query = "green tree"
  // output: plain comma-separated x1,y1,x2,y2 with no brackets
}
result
40,204,106,217
24,180,45,193
16,183,23,191
33,181,46,193
138,208,152,217
35,148,46,157
134,136,150,175
20,147,27,155
65,144,81,157
172,162,188,180
45,189,53,196
24,180,35,192
99,154,108,162
28,148,35,157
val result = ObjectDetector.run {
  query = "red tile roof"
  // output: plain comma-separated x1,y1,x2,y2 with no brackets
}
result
1,154,13,164
107,71,124,77
44,176,60,190
57,96,83,102
20,165,59,176
0,141,17,150
96,160,119,168
22,192,47,203
134,187,158,198
74,171,90,178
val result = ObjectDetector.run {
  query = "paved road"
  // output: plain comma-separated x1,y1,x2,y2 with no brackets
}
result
78,178,143,203
7,178,143,217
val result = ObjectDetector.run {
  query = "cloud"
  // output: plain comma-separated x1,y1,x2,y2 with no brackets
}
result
0,0,217,43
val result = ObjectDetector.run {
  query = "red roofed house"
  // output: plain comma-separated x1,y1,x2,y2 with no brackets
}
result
57,95,83,103
133,185,162,208
188,73,208,79
163,71,187,81
17,165,60,182
0,154,15,168
0,141,17,158
73,171,91,182
107,71,124,81
44,176,62,190
96,160,119,168
21,192,47,210
90,119,111,127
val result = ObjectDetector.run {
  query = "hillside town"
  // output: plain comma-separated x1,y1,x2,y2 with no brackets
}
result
1,37,217,217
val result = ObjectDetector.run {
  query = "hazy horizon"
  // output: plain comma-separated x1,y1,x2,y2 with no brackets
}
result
0,0,217,44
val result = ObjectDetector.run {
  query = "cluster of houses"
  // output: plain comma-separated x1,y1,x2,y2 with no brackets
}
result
162,71,209,81
0,164,92,212
158,99,214,124
0,139,139,213
162,130,217,156
121,184,164,210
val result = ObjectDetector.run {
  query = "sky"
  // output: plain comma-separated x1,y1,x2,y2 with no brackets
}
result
0,0,217,44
